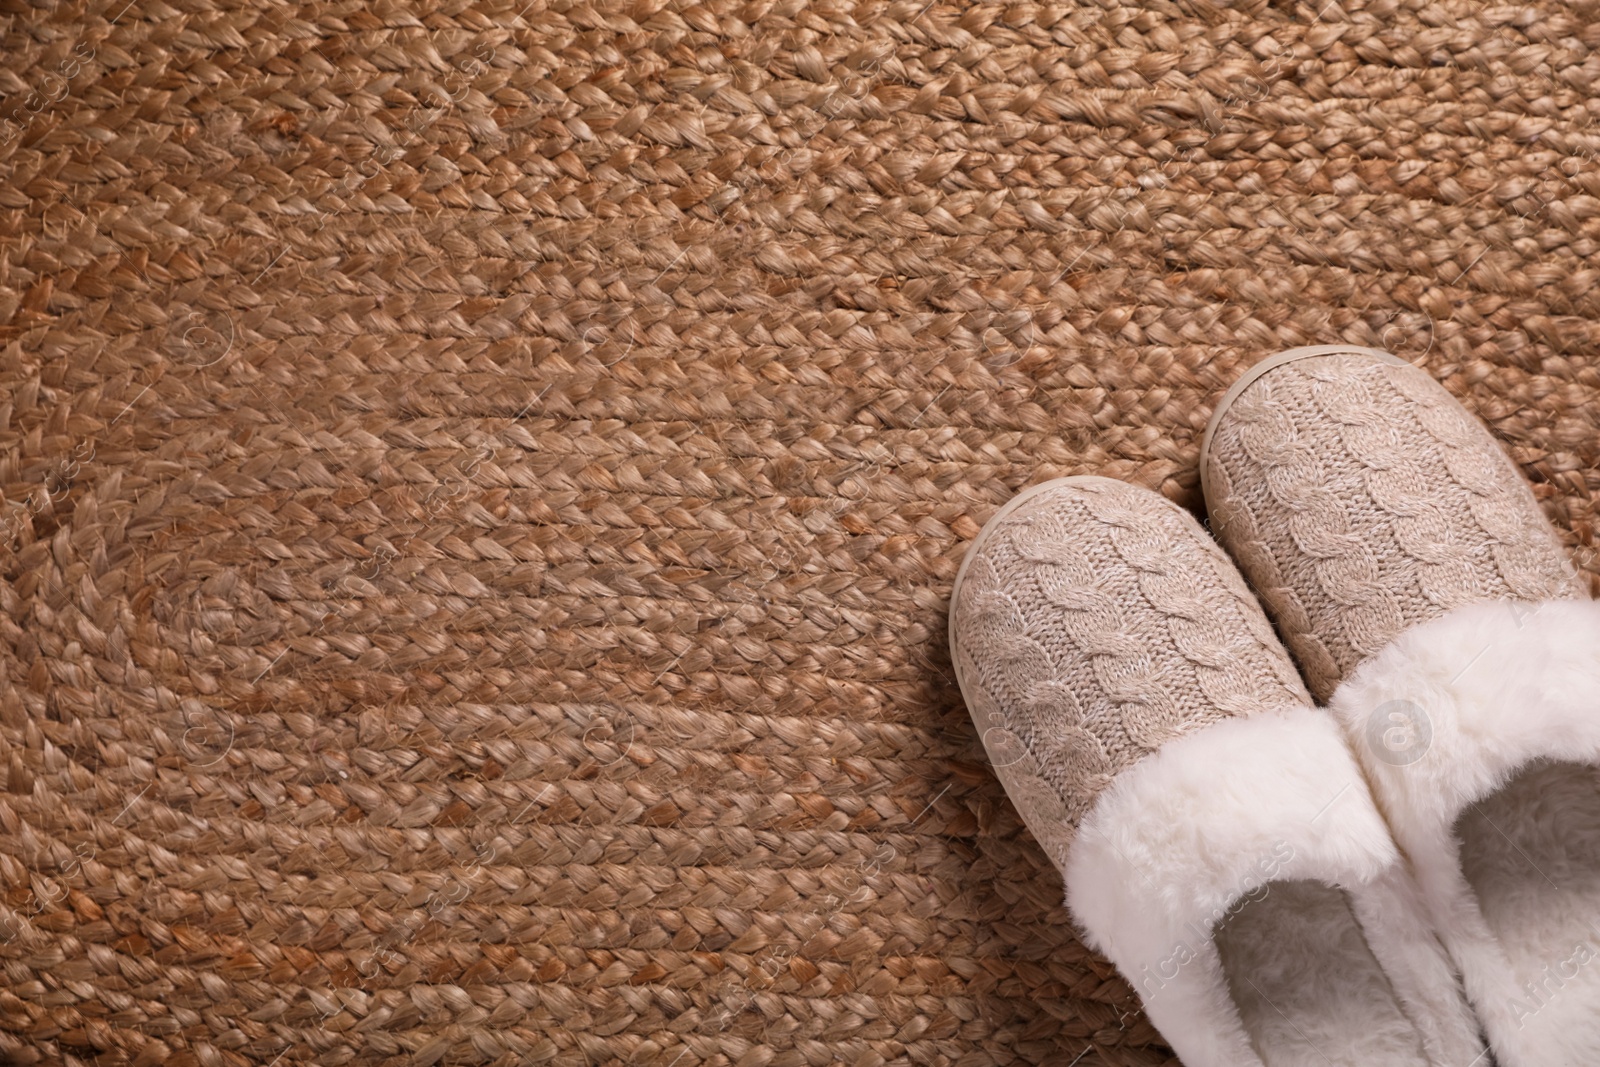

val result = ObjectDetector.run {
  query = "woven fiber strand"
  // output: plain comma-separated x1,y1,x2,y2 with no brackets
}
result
2,0,1600,1065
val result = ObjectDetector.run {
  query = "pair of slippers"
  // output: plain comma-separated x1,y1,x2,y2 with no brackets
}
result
948,346,1600,1066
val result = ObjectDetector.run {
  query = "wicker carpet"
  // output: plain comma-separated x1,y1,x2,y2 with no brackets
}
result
1,0,1599,1064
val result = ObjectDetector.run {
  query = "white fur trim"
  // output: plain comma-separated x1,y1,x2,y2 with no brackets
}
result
1329,597,1600,1067
1066,707,1483,1067
1344,863,1488,1067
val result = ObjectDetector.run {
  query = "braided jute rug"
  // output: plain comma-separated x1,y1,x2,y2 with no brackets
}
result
2,0,1600,1064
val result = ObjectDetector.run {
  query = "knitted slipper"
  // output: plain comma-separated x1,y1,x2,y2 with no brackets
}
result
1202,345,1598,1067
948,475,1485,1067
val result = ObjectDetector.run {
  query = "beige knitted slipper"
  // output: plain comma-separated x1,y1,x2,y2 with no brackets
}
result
1202,345,1599,1067
948,475,1485,1067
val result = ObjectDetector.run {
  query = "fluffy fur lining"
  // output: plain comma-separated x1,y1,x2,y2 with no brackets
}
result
1066,707,1481,1067
1329,597,1600,1067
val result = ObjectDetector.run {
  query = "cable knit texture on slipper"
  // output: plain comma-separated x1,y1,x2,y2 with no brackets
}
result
949,475,1307,856
1202,349,1585,702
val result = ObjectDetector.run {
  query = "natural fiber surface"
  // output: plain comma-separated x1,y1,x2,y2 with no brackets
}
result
2,1,1600,1065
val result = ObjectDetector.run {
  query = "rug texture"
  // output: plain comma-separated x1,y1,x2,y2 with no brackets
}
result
1,0,1599,1064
